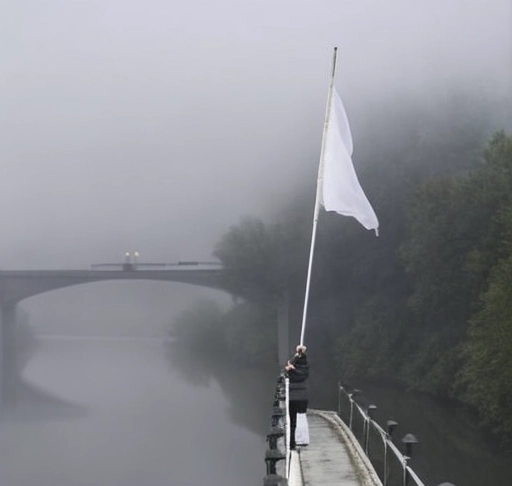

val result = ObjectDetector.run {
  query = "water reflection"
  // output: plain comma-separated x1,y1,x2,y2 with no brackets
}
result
166,338,276,436
9,325,511,486
0,336,266,486
5,380,88,422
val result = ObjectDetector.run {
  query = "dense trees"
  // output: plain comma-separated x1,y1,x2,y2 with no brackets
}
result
169,298,277,367
333,132,512,439
455,133,512,436
340,131,512,437
212,216,284,303
459,256,512,436
170,93,512,438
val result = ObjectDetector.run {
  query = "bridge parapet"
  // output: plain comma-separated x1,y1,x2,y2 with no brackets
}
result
0,269,225,305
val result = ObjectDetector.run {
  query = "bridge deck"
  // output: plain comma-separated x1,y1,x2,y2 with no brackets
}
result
291,410,382,486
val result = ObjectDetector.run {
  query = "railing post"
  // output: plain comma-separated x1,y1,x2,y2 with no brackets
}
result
383,439,388,485
347,388,361,430
365,404,377,454
384,420,399,486
337,382,343,417
349,398,354,429
402,455,408,486
401,434,419,486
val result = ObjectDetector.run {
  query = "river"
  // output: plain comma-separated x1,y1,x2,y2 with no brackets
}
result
7,278,512,486
5,335,512,486
0,335,268,486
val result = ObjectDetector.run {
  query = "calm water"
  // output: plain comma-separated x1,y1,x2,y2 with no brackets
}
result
6,293,510,486
0,336,267,486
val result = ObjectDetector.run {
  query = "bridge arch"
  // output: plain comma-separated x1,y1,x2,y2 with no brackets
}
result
0,269,225,408
0,269,225,306
0,269,291,408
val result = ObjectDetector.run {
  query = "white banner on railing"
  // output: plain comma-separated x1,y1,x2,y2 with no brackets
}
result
295,413,310,446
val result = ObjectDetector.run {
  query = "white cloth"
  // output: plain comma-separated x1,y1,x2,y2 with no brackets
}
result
321,89,379,235
295,413,310,446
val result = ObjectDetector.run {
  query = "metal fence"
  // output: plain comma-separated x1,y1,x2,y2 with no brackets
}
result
263,374,290,486
338,384,427,486
263,379,458,486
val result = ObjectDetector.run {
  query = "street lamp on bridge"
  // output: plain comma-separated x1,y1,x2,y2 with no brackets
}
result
123,251,140,271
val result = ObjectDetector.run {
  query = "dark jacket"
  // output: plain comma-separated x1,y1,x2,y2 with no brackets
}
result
287,354,309,402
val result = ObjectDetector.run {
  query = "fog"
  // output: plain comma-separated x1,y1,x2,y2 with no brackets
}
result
1,0,510,268
0,2,511,485
1,338,266,486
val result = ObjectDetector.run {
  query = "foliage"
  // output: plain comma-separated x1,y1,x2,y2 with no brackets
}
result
458,254,512,436
169,300,227,356
212,216,284,303
169,298,277,369
173,92,512,438
454,133,512,436
221,300,277,366
397,132,512,397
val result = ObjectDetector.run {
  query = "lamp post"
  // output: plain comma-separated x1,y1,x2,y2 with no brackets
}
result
401,433,419,486
387,420,399,438
367,404,377,419
123,251,139,270
123,252,132,271
402,433,418,458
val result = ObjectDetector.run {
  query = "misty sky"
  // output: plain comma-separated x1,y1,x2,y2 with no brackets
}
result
1,0,510,269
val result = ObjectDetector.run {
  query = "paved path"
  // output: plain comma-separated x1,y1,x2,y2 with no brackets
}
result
294,411,382,486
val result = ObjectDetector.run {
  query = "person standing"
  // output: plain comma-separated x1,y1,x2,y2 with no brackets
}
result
285,345,309,450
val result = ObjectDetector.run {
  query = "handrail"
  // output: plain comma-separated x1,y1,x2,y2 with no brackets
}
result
338,383,429,486
263,379,456,486
263,374,289,486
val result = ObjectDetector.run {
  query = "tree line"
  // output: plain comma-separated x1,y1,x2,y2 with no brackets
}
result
170,91,512,440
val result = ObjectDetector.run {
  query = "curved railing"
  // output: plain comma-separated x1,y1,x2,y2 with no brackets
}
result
337,384,458,486
262,379,459,486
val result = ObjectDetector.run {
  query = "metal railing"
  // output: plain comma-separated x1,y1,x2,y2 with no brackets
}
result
263,373,290,486
338,383,432,486
263,379,458,486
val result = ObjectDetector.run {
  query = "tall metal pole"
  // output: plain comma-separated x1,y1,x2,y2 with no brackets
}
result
299,47,338,346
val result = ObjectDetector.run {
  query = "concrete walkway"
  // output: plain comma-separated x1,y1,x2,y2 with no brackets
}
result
292,410,382,486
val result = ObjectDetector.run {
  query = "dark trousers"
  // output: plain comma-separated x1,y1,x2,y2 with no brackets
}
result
289,400,308,448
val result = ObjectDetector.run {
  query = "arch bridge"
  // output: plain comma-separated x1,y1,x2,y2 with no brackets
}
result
0,267,290,409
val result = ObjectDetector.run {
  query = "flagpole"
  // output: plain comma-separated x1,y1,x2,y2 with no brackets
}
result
299,47,338,347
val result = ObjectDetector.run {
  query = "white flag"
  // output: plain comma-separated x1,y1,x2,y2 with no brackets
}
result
321,89,379,235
